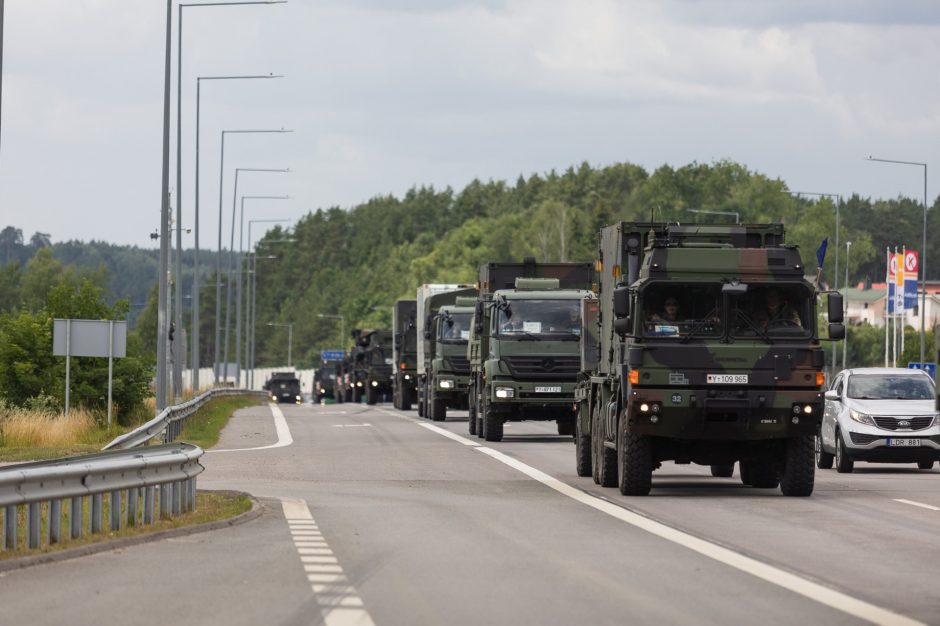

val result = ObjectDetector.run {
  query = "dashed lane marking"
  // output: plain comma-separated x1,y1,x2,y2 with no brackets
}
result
374,406,924,626
894,499,940,512
207,403,293,453
281,498,376,626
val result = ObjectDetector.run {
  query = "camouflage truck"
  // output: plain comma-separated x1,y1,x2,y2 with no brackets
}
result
575,222,844,496
417,285,478,420
468,259,594,441
352,329,394,405
314,367,336,402
392,299,418,410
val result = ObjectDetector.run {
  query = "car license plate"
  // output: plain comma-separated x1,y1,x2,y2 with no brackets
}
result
535,386,561,393
887,438,920,447
707,374,748,384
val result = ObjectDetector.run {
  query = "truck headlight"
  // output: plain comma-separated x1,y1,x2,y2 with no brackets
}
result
356,381,363,388
404,374,411,380
439,379,454,389
371,381,378,387
849,409,875,426
495,387,514,399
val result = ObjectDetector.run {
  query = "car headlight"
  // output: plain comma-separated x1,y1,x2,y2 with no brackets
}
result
849,409,875,426
439,379,454,389
932,414,940,427
495,386,514,399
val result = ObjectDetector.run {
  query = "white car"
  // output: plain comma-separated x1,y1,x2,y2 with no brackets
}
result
818,367,939,473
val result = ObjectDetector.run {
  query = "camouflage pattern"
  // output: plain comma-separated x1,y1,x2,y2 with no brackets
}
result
392,299,418,410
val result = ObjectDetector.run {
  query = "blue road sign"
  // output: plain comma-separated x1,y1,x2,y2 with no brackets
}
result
321,350,345,362
907,362,936,379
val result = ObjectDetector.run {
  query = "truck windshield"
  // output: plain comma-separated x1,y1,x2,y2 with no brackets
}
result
641,284,721,339
440,312,473,344
497,300,580,340
731,284,812,339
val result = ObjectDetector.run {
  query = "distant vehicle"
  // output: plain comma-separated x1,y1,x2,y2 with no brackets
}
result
819,367,939,472
266,371,302,404
314,368,337,401
392,299,418,410
352,328,394,405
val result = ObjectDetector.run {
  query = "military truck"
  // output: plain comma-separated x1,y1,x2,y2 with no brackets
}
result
423,296,479,421
392,299,418,410
575,222,844,497
266,371,303,404
416,284,477,420
351,328,394,405
314,367,336,402
468,260,594,440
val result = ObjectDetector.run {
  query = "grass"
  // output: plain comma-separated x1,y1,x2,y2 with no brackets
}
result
0,491,253,560
179,395,265,449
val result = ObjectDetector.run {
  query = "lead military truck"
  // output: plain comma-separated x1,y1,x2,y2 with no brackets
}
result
576,222,844,496
468,259,594,440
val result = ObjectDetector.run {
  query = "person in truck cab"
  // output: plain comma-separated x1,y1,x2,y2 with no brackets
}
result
756,287,801,329
650,297,681,324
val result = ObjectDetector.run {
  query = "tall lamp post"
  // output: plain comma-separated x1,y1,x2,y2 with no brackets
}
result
317,314,345,352
213,129,291,383
844,241,852,369
192,74,282,391
267,323,293,368
867,156,929,363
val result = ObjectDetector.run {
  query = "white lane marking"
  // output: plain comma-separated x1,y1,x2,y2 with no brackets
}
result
207,403,293,453
378,408,924,626
281,498,376,626
894,499,940,512
374,408,479,446
331,424,373,428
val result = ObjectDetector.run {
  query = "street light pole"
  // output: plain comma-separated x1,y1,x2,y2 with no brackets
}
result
193,74,281,392
844,241,852,369
157,0,173,410
867,156,929,364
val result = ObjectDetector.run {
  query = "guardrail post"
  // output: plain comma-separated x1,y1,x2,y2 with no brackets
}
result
91,494,103,533
110,490,122,531
49,499,62,545
172,480,182,516
4,505,16,550
71,497,83,539
127,487,139,527
159,484,171,520
27,502,40,549
189,479,197,512
144,486,155,524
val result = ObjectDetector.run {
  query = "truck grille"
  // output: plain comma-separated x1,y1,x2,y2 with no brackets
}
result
502,356,580,380
871,416,934,431
446,357,471,375
849,432,879,445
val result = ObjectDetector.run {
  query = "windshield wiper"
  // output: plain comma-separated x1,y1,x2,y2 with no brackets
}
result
681,307,721,344
502,331,540,341
733,309,773,345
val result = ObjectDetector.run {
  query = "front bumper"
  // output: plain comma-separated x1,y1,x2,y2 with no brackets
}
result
841,424,940,462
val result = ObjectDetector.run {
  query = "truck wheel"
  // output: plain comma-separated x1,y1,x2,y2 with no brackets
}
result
780,435,815,496
710,464,734,478
918,461,934,470
593,403,617,487
618,416,653,496
417,391,425,417
366,386,377,405
815,434,834,469
575,410,592,477
468,397,477,435
739,462,752,486
482,398,503,442
748,461,779,488
352,388,362,404
401,387,412,411
336,392,344,405
430,398,447,422
557,421,575,437
835,430,854,473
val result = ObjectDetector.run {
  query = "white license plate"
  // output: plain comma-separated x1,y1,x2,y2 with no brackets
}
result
535,386,562,393
887,438,921,447
707,374,748,384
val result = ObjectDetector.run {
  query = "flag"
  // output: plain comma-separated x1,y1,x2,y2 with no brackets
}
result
815,238,828,269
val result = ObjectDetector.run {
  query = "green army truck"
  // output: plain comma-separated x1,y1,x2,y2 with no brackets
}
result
392,299,418,410
576,222,845,496
417,285,478,420
468,260,594,441
352,329,394,405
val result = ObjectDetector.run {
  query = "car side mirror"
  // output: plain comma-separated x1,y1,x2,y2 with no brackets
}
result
828,293,844,323
828,323,845,340
613,286,630,318
824,389,840,401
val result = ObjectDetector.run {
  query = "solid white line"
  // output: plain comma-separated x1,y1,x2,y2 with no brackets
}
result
380,407,924,626
374,407,479,446
894,499,940,512
207,403,293,453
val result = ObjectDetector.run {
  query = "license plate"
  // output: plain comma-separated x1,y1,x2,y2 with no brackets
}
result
887,438,921,447
707,374,748,384
535,386,562,393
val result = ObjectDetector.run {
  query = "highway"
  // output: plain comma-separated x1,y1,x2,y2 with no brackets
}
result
1,401,938,626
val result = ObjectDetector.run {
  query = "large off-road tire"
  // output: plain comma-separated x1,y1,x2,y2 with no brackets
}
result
430,398,447,422
401,387,412,411
468,396,477,435
780,435,815,496
815,434,834,469
417,390,425,417
740,462,752,486
748,460,779,489
710,464,734,478
593,402,617,487
352,387,362,404
557,420,575,437
366,386,377,405
917,461,934,470
336,391,344,404
575,409,592,477
835,430,854,473
482,397,503,442
618,415,653,496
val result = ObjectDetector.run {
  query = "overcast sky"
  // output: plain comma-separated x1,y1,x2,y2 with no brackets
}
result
1,0,938,250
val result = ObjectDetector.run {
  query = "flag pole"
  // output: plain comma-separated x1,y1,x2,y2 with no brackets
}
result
884,247,889,367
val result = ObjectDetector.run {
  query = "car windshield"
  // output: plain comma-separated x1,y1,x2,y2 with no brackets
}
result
731,284,812,340
641,283,721,339
846,375,936,400
497,299,580,340
439,312,472,344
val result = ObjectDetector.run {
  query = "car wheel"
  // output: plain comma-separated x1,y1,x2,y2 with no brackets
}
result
780,435,815,496
917,461,934,470
710,464,734,478
835,430,854,473
815,434,834,469
575,407,592,477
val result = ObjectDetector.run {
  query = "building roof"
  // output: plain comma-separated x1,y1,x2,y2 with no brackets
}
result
839,287,885,303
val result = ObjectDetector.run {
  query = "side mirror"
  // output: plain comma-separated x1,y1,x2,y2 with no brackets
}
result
613,317,632,336
824,389,840,401
613,286,631,318
828,323,845,340
828,293,844,323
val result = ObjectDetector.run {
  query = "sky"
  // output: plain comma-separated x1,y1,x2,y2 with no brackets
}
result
0,0,939,250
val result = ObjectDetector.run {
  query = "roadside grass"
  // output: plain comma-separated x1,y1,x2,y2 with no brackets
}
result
179,395,265,449
0,491,252,561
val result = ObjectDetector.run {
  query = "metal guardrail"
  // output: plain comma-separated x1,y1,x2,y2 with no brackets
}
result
0,443,204,552
104,387,266,450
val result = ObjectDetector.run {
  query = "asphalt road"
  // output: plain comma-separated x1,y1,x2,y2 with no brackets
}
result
1,401,938,626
